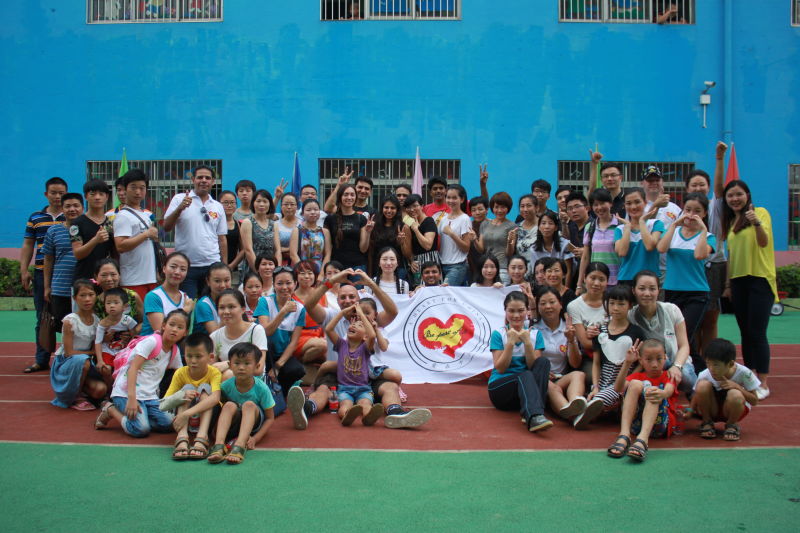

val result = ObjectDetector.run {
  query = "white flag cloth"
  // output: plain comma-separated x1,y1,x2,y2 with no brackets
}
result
371,286,517,384
412,146,423,195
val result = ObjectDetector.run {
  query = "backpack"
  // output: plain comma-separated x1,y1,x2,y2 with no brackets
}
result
112,332,179,379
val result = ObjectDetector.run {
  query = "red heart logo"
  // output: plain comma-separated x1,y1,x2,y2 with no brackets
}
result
418,314,474,358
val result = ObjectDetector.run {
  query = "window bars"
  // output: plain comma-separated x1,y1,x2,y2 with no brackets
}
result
87,0,223,23
559,0,695,24
321,0,460,21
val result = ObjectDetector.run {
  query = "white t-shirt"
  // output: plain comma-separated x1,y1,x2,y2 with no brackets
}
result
645,200,682,274
534,319,570,375
628,302,684,362
437,213,472,265
95,314,138,355
164,191,227,267
371,278,409,296
210,323,269,362
567,296,607,330
111,335,182,400
113,207,157,286
694,363,761,409
321,307,351,362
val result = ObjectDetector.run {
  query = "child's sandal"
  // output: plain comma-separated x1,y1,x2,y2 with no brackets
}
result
607,435,631,458
226,445,246,465
207,444,227,464
627,438,649,462
723,423,741,442
699,422,716,439
188,436,210,460
172,438,191,461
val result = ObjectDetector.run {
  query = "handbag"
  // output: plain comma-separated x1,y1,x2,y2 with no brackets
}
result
122,207,167,282
38,308,57,353
266,376,287,417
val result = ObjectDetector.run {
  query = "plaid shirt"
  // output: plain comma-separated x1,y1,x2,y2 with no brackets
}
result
24,206,65,269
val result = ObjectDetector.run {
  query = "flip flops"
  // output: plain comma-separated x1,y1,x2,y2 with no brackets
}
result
24,363,49,374
70,397,96,411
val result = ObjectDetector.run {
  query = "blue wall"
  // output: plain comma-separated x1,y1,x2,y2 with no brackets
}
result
2,1,798,248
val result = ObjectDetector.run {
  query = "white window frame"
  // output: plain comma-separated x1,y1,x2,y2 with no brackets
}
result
321,0,461,21
558,0,695,24
790,164,800,250
87,0,223,24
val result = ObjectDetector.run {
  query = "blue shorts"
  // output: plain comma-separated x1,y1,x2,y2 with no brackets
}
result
337,385,373,404
111,396,174,438
369,365,388,380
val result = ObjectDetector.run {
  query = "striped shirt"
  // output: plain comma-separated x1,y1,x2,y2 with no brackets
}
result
25,206,65,269
41,224,76,297
583,216,621,285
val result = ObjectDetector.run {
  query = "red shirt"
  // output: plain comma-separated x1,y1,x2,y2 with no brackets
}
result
423,202,449,218
627,370,679,434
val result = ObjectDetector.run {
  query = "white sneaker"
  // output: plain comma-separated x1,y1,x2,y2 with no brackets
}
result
158,390,186,411
559,396,587,419
573,398,604,430
756,387,770,400
287,385,308,430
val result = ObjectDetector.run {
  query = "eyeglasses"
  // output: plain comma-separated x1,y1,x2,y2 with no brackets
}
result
601,173,621,179
221,201,237,206
566,204,587,211
200,207,210,222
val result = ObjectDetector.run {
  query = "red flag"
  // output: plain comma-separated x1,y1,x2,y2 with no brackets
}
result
725,143,740,185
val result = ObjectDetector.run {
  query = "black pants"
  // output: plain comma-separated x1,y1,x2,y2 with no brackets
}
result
665,290,709,371
487,357,550,422
730,276,773,374
267,345,305,399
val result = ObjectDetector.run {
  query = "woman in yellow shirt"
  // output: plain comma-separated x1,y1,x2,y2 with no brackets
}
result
721,180,776,400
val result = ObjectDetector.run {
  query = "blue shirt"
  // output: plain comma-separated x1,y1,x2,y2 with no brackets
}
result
141,286,187,336
25,206,65,269
221,377,275,410
663,229,717,292
192,295,219,335
252,293,306,355
488,327,546,384
40,224,76,297
614,219,665,281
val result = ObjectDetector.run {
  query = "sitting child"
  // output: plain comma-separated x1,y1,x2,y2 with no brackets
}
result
692,338,759,442
95,309,189,437
607,338,678,462
324,303,384,426
208,342,275,465
160,332,222,460
94,287,139,388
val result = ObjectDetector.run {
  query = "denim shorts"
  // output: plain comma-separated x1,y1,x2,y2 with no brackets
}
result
337,385,374,403
442,263,467,287
111,396,174,438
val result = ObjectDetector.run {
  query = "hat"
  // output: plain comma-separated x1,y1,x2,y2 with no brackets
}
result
642,165,662,180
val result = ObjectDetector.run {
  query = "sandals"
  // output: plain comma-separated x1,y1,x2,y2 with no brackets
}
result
94,401,113,429
627,438,649,462
362,403,384,426
341,405,363,426
70,397,97,411
24,363,49,374
226,445,246,465
607,435,631,458
172,437,191,461
723,423,741,442
207,444,227,464
188,437,210,460
699,422,717,439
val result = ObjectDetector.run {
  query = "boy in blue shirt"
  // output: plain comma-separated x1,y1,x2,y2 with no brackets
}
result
42,193,84,333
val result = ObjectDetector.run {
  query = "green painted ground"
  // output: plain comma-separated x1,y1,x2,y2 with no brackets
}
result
2,310,798,344
1,443,797,532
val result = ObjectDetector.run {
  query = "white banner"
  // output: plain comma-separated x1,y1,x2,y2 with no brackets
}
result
371,286,516,384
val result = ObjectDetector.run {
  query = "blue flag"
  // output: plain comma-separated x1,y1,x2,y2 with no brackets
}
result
292,152,302,194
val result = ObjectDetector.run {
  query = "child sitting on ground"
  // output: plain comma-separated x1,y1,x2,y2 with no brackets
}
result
95,309,189,437
160,332,222,460
208,342,275,465
94,287,139,389
692,337,759,442
607,338,678,462
325,303,384,426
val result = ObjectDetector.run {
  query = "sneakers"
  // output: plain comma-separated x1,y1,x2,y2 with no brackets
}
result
384,408,432,429
558,396,587,419
528,415,553,433
94,401,112,430
158,390,186,411
573,397,604,430
287,385,308,430
756,386,770,400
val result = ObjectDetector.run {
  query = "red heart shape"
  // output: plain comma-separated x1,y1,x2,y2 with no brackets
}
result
417,314,474,358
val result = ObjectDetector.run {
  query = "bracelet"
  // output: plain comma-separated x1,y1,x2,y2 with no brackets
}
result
324,280,334,289
673,364,683,371
753,221,761,227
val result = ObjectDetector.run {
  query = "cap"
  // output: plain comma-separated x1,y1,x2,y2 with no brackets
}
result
642,165,662,180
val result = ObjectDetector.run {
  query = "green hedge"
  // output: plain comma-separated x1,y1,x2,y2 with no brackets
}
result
777,263,800,298
0,258,32,297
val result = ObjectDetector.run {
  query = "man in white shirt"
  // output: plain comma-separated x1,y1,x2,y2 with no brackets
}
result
113,170,159,302
163,165,227,298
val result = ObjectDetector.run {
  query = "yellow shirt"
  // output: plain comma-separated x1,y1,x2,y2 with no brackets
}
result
165,365,222,397
726,207,778,301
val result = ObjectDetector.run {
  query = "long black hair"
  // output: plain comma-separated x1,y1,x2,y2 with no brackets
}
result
720,179,754,238
334,184,357,247
372,194,404,247
372,247,405,294
533,210,564,252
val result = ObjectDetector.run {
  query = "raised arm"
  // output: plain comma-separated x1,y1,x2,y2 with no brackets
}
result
354,269,397,326
587,149,603,197
714,141,727,199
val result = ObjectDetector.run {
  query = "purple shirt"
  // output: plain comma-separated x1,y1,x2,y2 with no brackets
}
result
336,337,371,387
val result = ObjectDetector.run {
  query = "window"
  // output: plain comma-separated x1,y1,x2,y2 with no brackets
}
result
318,158,461,207
86,158,223,247
321,0,460,21
87,0,223,24
793,0,800,26
559,0,695,24
790,165,800,250
557,160,695,205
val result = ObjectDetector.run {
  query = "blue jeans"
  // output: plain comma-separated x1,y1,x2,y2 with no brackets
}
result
442,263,467,287
112,397,174,438
180,265,210,299
337,385,374,403
33,269,51,366
667,360,697,396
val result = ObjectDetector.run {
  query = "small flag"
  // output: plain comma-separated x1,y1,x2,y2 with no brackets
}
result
116,148,128,207
412,146,423,195
292,152,302,195
725,143,740,185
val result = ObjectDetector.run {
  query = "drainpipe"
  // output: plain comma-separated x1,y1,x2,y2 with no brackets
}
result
722,0,733,143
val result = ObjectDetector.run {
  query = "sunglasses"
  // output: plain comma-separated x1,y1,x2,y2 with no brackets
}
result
200,206,210,222
273,266,293,275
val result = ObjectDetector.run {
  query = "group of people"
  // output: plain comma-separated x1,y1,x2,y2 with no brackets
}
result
20,140,777,463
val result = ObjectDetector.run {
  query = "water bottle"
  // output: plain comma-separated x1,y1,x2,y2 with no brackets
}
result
329,386,339,413
641,380,652,397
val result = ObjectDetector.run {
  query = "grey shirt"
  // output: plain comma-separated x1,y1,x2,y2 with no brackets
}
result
479,219,517,269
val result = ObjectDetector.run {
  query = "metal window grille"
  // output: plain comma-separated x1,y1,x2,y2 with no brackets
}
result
559,0,695,24
321,0,460,21
87,0,223,24
557,160,695,206
793,0,800,26
790,164,800,250
318,158,460,207
86,158,223,247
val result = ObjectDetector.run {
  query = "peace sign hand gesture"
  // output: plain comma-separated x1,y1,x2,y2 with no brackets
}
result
479,164,489,186
338,166,354,186
626,339,642,364
273,178,289,200
564,315,576,343
365,214,376,232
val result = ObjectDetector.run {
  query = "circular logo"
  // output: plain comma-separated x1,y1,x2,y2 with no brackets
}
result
403,293,492,372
